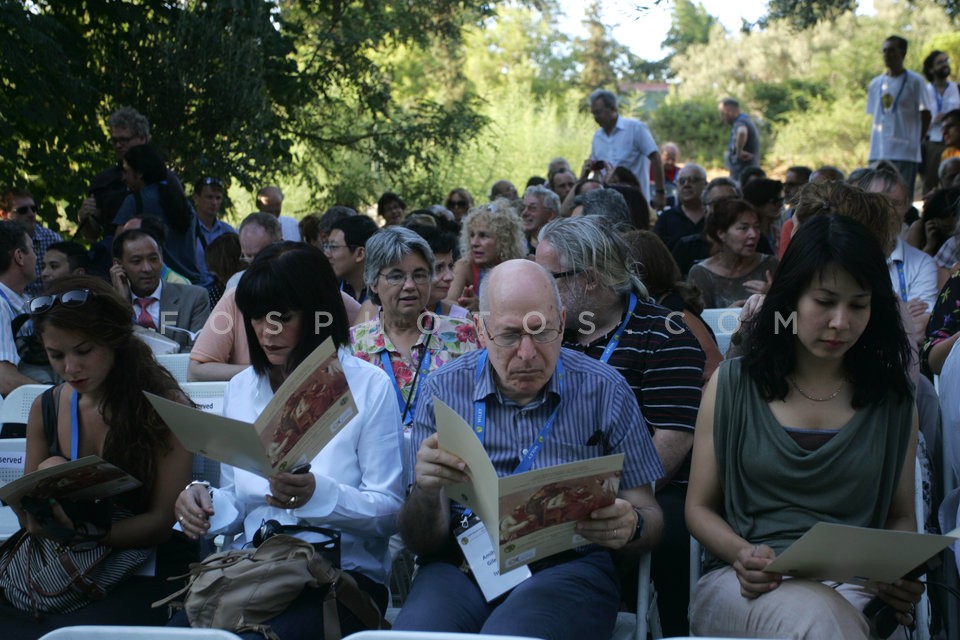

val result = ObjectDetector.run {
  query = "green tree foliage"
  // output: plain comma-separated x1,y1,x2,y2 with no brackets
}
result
647,96,727,166
579,1,618,89
763,0,857,31
662,0,719,56
0,0,498,226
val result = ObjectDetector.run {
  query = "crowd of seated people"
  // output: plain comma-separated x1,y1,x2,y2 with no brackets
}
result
4,86,960,640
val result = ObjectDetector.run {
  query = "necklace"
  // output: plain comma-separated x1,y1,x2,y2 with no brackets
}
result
790,376,845,402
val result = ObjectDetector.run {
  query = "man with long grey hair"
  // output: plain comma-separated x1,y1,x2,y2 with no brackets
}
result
536,215,706,636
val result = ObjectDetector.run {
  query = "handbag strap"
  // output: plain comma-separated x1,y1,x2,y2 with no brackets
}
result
40,386,62,458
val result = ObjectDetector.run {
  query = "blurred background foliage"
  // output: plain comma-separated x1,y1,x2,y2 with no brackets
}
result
2,0,960,230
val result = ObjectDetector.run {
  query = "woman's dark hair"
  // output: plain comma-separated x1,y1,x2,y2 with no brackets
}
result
407,223,459,260
123,144,193,235
922,185,960,221
235,242,348,377
704,198,757,244
623,230,705,314
923,50,946,82
573,178,602,197
32,276,181,504
377,192,405,216
608,166,640,189
741,214,912,407
607,184,651,230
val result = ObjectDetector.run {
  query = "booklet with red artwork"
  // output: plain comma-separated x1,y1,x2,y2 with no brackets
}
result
0,455,141,507
763,521,960,587
146,337,357,477
434,397,624,573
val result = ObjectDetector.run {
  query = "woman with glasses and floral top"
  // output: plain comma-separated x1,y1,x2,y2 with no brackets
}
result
348,227,480,429
1,276,193,633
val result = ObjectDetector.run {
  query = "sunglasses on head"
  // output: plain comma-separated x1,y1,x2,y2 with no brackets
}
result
30,289,93,315
198,176,224,189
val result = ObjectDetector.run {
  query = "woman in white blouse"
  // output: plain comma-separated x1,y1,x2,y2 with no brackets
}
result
173,242,403,639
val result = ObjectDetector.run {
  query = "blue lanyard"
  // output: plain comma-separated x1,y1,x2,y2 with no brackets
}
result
434,301,443,315
598,293,637,365
471,351,564,475
70,390,80,460
380,346,432,425
888,74,908,113
895,261,908,302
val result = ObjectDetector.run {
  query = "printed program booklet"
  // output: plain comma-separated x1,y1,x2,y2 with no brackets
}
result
763,521,960,586
434,397,623,572
147,338,357,477
0,456,141,507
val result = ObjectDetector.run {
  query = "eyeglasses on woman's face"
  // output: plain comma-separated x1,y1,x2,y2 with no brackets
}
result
379,269,432,287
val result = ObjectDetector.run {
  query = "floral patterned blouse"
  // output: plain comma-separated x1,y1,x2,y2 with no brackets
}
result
348,311,481,423
920,269,960,377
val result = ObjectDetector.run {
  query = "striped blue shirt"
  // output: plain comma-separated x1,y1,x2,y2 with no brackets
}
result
0,282,28,367
411,347,664,490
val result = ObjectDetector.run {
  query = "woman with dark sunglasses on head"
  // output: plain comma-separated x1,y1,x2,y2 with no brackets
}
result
1,276,193,633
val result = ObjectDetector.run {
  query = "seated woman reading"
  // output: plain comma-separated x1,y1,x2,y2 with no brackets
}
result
173,243,404,639
1,276,193,634
686,214,924,639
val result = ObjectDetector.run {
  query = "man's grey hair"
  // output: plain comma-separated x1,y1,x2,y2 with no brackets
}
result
524,185,561,216
107,106,150,140
701,177,742,206
578,188,631,229
538,216,648,300
588,89,617,110
848,160,906,193
478,261,563,323
679,163,707,181
363,226,434,306
238,211,283,242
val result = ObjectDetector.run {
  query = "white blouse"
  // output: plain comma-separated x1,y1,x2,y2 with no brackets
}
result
214,349,404,584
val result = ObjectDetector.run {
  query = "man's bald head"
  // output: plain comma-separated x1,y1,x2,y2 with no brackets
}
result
256,185,284,217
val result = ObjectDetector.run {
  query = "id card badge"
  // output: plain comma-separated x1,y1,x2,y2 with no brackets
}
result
455,514,531,602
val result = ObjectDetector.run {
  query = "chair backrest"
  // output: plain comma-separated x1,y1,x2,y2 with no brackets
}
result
180,381,228,416
0,384,52,425
0,437,26,486
156,352,192,383
700,308,739,358
40,626,242,639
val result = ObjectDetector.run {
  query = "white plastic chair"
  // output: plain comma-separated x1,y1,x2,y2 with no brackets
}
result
180,381,228,416
699,308,739,358
0,383,52,425
157,352,192,383
345,632,532,640
611,550,662,640
40,627,242,639
0,437,26,541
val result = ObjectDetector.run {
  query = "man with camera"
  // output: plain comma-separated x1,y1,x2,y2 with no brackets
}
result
583,89,665,211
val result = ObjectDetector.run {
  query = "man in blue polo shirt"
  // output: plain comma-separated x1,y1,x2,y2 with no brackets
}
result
394,259,663,639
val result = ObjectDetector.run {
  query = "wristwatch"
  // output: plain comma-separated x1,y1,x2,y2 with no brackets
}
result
630,506,645,542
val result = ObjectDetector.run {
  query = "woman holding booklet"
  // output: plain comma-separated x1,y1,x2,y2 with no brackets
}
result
0,276,193,632
686,214,925,638
173,242,404,639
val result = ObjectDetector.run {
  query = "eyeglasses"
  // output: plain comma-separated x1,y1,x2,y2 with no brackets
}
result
551,269,581,279
321,243,353,252
484,326,562,348
110,135,135,146
449,200,469,208
30,289,92,315
13,205,37,215
678,176,705,185
379,270,431,286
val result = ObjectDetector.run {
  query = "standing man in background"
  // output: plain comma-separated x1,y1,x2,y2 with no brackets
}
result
922,50,959,194
256,185,300,241
866,35,930,203
585,89,665,211
718,97,760,183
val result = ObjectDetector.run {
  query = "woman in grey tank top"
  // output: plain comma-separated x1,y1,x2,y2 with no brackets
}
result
686,214,922,639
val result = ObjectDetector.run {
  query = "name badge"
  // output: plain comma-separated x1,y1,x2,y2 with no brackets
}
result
455,514,531,602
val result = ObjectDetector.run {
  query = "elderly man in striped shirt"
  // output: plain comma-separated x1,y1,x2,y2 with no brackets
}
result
394,259,663,640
